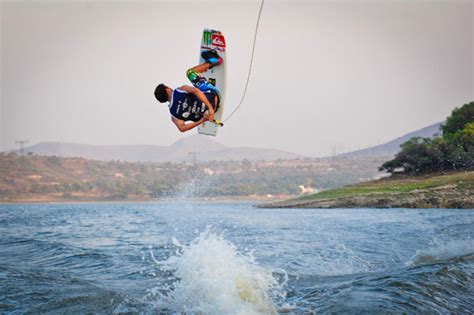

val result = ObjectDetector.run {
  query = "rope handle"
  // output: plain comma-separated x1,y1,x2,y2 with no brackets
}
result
213,120,224,127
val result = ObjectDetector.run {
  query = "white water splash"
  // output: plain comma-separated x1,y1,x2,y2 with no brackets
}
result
151,228,287,314
308,241,374,276
172,175,218,201
405,239,474,267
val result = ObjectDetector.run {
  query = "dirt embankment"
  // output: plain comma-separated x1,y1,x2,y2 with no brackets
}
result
259,171,474,209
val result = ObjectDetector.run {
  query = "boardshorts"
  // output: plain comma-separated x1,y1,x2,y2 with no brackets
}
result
186,68,220,111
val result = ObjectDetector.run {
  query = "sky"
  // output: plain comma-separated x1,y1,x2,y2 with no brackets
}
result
1,0,473,157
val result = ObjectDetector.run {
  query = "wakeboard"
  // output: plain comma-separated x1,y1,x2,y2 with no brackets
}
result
197,29,227,136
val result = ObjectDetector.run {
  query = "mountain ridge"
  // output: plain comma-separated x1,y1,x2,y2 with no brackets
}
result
12,122,444,161
338,122,443,158
18,135,303,162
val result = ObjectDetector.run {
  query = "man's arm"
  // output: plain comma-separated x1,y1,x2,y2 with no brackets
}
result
171,116,207,133
179,85,215,121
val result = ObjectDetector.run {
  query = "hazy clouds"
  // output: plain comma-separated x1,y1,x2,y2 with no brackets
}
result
1,0,473,156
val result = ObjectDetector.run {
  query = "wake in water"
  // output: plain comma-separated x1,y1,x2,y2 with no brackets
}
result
405,238,474,267
148,228,287,314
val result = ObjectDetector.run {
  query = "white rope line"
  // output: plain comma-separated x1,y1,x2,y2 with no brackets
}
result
223,0,264,123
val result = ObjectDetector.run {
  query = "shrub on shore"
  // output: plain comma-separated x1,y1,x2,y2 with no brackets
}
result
380,102,474,175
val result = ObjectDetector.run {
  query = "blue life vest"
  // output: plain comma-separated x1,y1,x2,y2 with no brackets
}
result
168,89,217,122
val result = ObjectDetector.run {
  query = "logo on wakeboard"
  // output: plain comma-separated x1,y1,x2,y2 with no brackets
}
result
212,34,226,48
203,31,212,46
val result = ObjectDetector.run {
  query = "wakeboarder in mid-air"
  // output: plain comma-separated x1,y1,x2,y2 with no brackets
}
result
154,50,223,133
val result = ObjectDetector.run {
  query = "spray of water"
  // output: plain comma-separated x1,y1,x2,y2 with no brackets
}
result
149,228,287,314
405,238,474,267
309,241,374,276
165,171,219,201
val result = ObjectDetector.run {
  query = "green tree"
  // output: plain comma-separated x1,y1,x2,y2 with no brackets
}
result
380,102,474,174
448,122,474,168
442,101,474,136
380,138,443,174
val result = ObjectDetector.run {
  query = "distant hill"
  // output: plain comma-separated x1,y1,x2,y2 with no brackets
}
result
13,122,444,161
339,122,443,158
18,135,303,162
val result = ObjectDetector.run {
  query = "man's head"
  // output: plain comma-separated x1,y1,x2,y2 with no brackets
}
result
154,84,171,103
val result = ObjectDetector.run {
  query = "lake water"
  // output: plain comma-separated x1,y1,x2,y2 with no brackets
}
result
0,202,473,314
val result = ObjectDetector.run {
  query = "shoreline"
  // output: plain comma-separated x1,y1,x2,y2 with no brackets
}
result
0,194,290,205
258,170,474,209
3,171,473,209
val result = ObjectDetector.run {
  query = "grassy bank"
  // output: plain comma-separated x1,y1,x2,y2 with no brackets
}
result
259,170,474,209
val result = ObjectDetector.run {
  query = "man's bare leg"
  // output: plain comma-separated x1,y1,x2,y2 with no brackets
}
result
186,62,215,89
189,62,213,74
186,53,222,106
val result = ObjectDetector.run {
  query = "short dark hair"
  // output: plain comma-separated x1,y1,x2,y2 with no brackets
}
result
154,84,168,103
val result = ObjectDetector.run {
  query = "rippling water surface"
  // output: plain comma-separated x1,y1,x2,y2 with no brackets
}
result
0,202,473,314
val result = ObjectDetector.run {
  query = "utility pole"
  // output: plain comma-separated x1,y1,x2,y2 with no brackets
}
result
188,152,199,180
15,140,29,156
188,151,198,165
